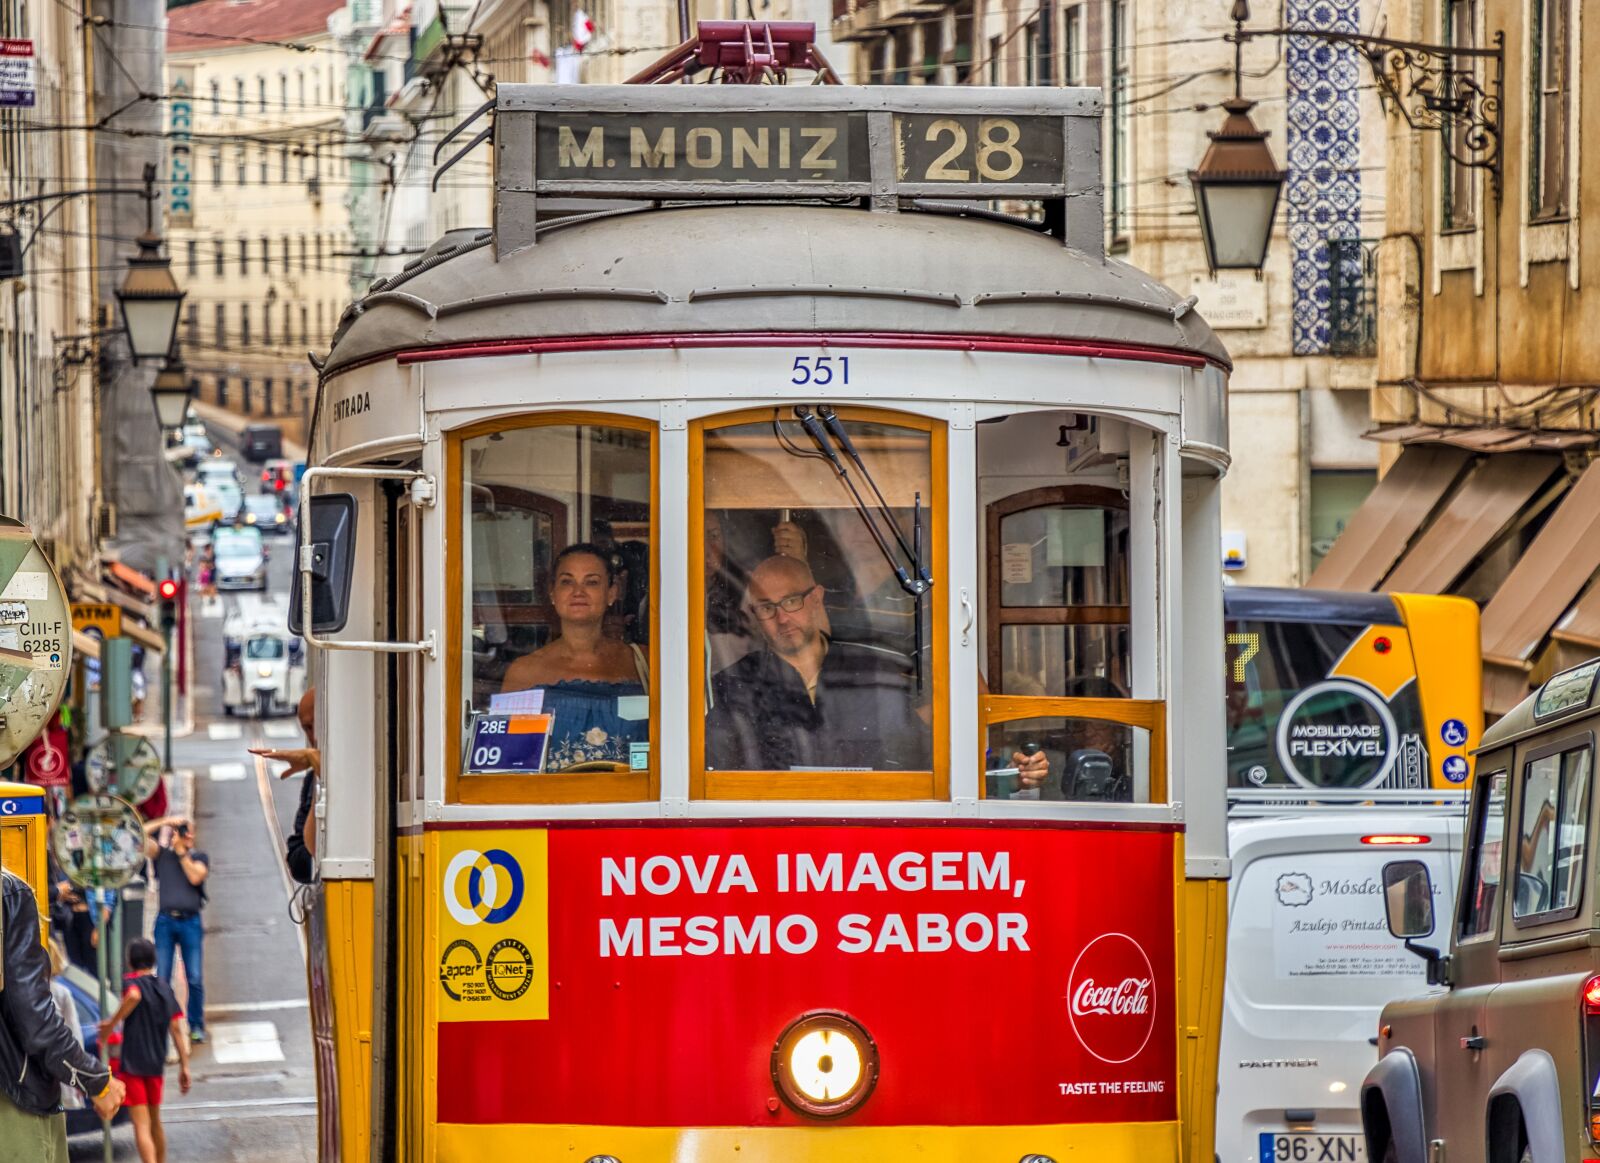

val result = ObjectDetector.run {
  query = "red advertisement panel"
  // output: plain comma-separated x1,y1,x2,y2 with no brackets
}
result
437,822,1177,1127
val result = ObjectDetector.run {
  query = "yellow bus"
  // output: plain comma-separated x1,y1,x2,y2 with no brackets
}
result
294,59,1235,1163
1222,587,1482,792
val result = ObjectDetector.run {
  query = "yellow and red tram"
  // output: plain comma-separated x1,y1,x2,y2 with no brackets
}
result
297,59,1235,1163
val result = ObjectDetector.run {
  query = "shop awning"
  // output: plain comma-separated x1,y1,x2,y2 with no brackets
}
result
1367,424,1599,453
1480,460,1600,714
1552,578,1600,671
106,561,158,598
1384,453,1561,594
1306,445,1472,591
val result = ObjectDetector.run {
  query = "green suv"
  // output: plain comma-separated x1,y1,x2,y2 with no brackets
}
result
1363,658,1600,1163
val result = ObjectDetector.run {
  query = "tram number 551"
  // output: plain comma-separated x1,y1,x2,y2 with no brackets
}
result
791,356,850,386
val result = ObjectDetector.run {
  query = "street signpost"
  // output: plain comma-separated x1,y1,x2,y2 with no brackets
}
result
0,521,73,768
0,40,34,108
52,794,142,1163
84,732,162,804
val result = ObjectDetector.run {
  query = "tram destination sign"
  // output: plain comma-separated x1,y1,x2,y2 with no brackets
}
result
492,86,1103,255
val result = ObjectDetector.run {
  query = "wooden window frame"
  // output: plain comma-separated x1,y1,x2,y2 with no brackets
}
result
445,411,660,806
984,484,1131,691
1528,0,1571,222
981,695,1166,802
688,406,949,801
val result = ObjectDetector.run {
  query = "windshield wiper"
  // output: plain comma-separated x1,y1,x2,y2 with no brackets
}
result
793,405,932,599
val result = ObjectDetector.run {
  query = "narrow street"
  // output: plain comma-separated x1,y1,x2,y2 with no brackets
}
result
71,420,317,1162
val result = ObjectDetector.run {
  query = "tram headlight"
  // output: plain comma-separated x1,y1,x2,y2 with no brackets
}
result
771,1011,877,1118
256,663,273,679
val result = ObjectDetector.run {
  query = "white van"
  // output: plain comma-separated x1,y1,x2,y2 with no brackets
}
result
1217,792,1464,1163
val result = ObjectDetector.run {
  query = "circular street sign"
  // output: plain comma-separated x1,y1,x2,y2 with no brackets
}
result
0,521,73,769
51,794,146,890
85,732,162,804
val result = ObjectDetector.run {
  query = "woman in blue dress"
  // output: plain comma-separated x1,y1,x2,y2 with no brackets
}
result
499,543,649,771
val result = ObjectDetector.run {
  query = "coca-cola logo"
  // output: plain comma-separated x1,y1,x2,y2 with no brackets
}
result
1066,933,1157,1064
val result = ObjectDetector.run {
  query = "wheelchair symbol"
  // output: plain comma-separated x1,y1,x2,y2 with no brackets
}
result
1440,719,1469,748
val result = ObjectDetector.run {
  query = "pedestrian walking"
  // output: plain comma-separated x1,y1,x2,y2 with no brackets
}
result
142,817,211,1043
99,938,192,1163
0,868,125,1162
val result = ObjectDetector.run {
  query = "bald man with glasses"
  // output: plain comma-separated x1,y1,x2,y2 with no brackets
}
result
706,555,929,772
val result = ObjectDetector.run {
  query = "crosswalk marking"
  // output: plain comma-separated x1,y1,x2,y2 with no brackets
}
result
200,596,225,619
263,721,300,739
208,762,247,782
207,722,242,741
206,1022,286,1066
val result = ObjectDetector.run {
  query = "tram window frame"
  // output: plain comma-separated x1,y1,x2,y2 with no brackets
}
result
445,411,660,806
981,695,1167,802
688,406,949,801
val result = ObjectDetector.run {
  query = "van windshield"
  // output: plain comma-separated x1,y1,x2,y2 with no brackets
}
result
1229,850,1454,1012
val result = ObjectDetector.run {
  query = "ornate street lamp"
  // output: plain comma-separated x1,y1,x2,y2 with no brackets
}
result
149,360,197,429
116,230,186,362
1189,1,1286,272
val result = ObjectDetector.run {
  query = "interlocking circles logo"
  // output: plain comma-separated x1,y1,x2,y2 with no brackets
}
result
444,848,525,927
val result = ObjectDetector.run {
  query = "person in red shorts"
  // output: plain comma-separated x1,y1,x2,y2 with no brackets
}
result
99,939,191,1163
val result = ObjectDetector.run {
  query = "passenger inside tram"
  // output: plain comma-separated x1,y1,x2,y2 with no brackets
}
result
499,543,650,771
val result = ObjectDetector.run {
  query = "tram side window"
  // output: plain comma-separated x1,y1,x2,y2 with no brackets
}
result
1224,618,1428,791
460,421,652,778
985,716,1147,802
700,411,935,778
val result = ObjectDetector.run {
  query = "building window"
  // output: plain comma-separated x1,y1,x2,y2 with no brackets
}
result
238,238,249,274
234,77,245,109
315,233,323,267
279,145,289,183
209,147,222,187
185,239,197,276
300,304,309,344
235,146,247,185
209,79,220,116
297,70,305,108
281,235,292,272
259,237,270,270
257,75,267,112
185,304,199,343
1064,4,1084,85
214,241,225,275
1109,0,1130,241
263,303,272,346
258,146,268,185
988,34,1001,85
240,304,251,346
1441,0,1478,230
951,0,975,82
279,74,288,110
214,303,225,342
1529,0,1570,220
1033,0,1055,85
299,236,308,272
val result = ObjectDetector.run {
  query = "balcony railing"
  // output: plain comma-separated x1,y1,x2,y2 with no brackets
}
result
1327,237,1378,359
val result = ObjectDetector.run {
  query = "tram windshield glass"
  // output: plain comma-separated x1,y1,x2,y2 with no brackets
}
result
701,411,935,774
461,420,652,776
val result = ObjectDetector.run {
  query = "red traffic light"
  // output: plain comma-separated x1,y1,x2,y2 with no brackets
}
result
158,578,180,600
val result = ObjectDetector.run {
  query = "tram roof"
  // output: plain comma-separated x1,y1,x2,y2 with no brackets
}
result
320,201,1231,377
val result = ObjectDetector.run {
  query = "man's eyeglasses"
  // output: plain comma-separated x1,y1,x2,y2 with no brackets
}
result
748,585,818,621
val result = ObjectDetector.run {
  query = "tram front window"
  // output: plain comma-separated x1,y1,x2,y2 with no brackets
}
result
700,411,936,777
459,419,653,780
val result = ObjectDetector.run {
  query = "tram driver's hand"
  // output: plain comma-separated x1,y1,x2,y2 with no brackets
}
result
250,746,321,777
1014,747,1050,789
92,1077,126,1121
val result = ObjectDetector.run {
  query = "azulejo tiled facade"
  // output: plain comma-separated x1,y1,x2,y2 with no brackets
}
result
1286,0,1364,354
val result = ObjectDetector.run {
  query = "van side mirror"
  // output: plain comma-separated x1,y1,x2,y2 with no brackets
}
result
1383,859,1449,987
290,493,357,636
